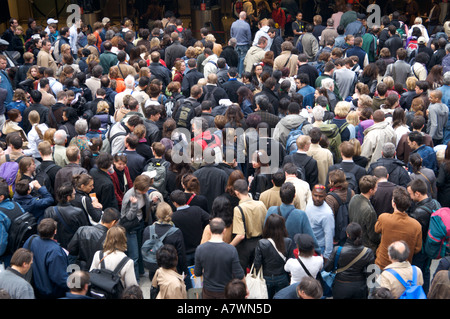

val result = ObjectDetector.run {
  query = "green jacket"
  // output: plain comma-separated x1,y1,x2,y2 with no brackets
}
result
99,51,119,75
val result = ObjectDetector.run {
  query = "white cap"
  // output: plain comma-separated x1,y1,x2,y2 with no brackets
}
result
47,18,58,24
142,170,157,179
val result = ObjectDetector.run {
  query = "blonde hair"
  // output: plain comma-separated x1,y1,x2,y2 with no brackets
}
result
349,138,362,156
103,226,127,253
155,202,173,223
334,101,351,117
346,111,360,126
97,100,110,113
28,110,43,139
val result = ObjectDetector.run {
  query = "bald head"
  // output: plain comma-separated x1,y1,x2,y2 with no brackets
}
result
239,11,247,20
388,241,410,263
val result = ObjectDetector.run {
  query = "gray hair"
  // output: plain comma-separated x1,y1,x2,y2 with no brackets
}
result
445,43,450,53
312,105,325,121
443,71,450,86
382,142,396,158
54,129,67,145
321,78,334,91
228,38,237,47
105,30,115,40
388,241,410,263
124,75,135,89
74,119,88,135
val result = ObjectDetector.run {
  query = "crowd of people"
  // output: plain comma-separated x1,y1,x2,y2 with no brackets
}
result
0,0,449,301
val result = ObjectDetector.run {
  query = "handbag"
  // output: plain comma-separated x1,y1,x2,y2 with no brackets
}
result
245,264,268,299
319,246,342,297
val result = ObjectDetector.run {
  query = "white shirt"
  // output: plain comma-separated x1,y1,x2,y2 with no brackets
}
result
284,255,324,284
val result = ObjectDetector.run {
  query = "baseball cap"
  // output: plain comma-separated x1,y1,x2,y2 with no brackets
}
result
102,17,111,25
418,36,426,44
47,18,58,25
0,39,9,46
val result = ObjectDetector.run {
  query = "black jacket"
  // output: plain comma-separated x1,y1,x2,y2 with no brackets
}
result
149,62,172,89
181,68,204,97
368,157,411,188
254,238,296,276
193,164,229,213
44,203,90,249
71,189,103,225
89,167,119,210
221,78,244,103
219,45,239,68
254,86,279,115
410,197,441,243
172,206,210,254
324,239,375,282
67,223,108,270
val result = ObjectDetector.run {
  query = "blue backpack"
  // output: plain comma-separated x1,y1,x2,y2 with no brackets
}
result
385,266,427,299
285,122,306,155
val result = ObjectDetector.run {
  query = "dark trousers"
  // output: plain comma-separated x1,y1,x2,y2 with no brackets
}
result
236,237,261,273
332,280,368,299
412,250,432,294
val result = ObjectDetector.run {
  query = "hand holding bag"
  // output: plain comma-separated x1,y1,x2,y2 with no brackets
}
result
245,264,268,299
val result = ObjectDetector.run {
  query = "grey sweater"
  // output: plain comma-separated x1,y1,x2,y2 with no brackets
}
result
427,102,449,140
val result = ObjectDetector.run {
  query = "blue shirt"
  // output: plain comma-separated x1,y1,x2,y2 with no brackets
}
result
305,201,334,259
298,85,316,108
230,19,252,46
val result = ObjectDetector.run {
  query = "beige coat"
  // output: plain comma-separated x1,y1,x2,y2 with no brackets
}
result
151,267,187,299
360,120,396,168
379,261,424,299
274,50,298,77
37,49,57,74
259,186,302,210
243,45,266,73
307,143,333,185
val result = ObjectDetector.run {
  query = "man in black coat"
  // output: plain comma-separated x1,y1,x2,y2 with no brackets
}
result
219,38,239,68
89,152,119,210
370,166,398,216
254,76,280,115
181,58,204,98
367,142,411,188
148,51,172,90
221,67,244,103
297,53,319,90
164,32,187,70
67,207,120,270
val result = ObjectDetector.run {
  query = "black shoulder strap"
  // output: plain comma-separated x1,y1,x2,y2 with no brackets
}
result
237,206,247,238
113,255,131,275
297,256,314,278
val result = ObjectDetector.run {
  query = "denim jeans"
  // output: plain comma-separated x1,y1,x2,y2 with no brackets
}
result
235,44,249,76
264,273,290,299
126,221,145,282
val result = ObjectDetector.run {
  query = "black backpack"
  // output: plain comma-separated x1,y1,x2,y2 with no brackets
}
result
0,202,37,254
89,251,131,299
329,188,352,245
34,163,57,195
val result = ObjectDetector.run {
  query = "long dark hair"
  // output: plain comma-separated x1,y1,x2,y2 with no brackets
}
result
211,196,233,228
262,214,288,255
409,153,423,174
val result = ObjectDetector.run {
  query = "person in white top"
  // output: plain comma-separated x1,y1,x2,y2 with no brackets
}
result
284,233,323,285
90,225,138,289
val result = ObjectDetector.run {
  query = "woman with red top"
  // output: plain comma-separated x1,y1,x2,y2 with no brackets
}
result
271,2,286,34
172,59,186,83
108,153,133,210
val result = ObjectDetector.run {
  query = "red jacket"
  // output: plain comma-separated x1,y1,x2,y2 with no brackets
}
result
271,8,286,30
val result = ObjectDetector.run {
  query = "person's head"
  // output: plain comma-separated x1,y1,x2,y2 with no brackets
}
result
233,179,248,197
296,135,311,152
428,270,450,299
155,202,173,223
96,152,114,171
346,222,362,245
296,276,323,299
328,169,348,190
392,186,411,213
72,173,94,194
381,142,396,159
9,248,33,273
156,244,178,269
225,278,248,299
339,141,355,159
294,233,316,257
181,174,201,194
372,110,386,123
209,217,226,235
54,129,67,146
103,225,127,253
407,177,428,202
101,207,120,228
56,181,75,204
18,156,36,177
67,270,90,294
37,218,57,239
311,184,327,206
387,240,410,263
359,175,378,195
407,130,424,150
429,89,443,104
